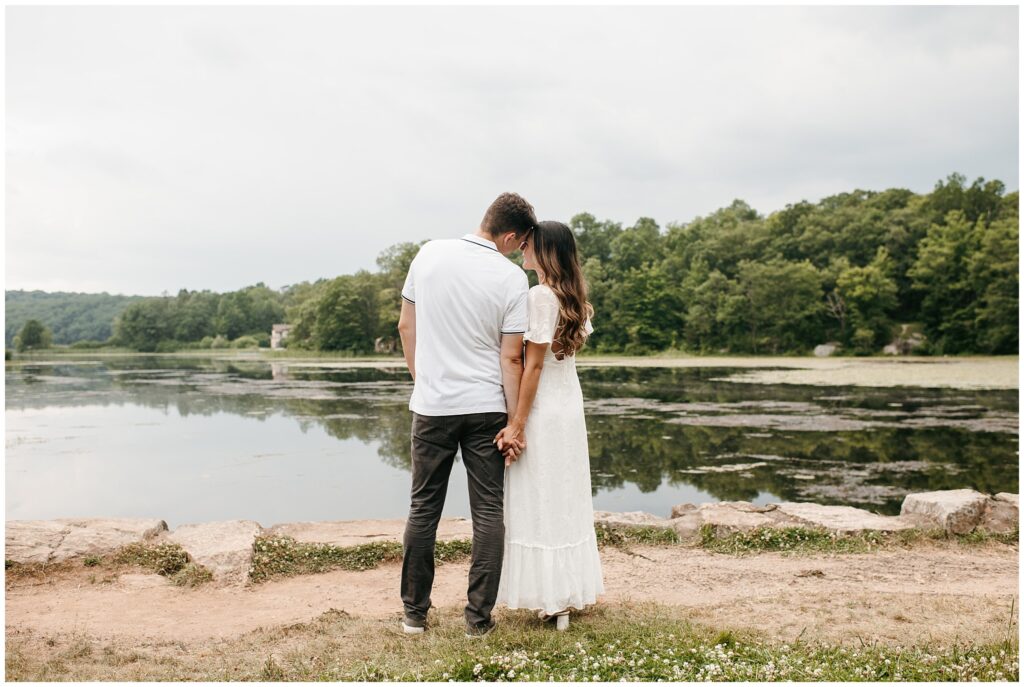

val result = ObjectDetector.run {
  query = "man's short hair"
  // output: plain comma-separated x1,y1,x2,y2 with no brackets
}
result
480,192,537,238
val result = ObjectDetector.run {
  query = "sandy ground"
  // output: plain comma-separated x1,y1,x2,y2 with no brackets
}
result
6,540,1017,649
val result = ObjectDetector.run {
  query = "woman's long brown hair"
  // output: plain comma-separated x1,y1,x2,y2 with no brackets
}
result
531,221,595,357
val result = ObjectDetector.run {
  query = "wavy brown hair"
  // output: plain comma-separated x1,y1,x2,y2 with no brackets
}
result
531,221,594,357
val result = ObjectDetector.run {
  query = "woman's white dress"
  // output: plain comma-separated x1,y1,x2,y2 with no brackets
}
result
496,284,605,614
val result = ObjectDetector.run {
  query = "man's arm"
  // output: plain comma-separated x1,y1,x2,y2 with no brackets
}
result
398,299,416,380
499,333,524,417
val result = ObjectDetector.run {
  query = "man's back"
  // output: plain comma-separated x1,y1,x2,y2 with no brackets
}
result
402,234,528,416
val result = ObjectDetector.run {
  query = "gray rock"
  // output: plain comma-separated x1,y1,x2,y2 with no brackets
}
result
775,502,916,533
5,518,167,564
668,511,704,543
593,511,674,529
693,502,794,534
267,518,472,547
978,493,1019,534
669,503,698,519
900,489,990,534
814,343,839,357
168,520,262,584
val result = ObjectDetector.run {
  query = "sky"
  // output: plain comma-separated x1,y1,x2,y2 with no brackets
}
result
5,4,1019,296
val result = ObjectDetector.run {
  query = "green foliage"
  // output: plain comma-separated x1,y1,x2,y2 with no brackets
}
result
249,534,473,583
9,173,1017,355
5,290,144,346
699,524,1019,555
15,319,52,352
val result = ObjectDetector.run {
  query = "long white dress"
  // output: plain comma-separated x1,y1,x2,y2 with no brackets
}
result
496,284,605,614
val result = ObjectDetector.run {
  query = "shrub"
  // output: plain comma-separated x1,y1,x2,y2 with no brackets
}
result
232,335,260,349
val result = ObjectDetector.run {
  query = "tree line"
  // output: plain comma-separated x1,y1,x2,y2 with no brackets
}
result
5,290,144,347
8,173,1018,356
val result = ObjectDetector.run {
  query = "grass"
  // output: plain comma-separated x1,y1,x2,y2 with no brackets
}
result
249,535,474,583
4,602,1018,681
111,542,213,587
699,524,1020,556
248,522,1017,583
5,543,213,588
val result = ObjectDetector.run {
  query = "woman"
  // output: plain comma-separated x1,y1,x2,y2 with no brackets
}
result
494,220,604,631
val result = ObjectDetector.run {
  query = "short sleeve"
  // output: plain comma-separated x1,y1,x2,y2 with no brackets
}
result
401,256,416,304
524,286,560,344
501,271,529,335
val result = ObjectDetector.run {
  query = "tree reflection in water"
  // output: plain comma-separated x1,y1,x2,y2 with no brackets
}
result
6,358,1018,516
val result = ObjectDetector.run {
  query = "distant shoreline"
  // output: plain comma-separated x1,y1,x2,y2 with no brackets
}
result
6,350,1018,390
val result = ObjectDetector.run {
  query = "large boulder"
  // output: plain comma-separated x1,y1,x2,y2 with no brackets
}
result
593,511,674,529
900,489,990,534
5,518,168,564
775,502,916,533
977,493,1019,534
267,518,473,547
167,520,262,584
666,501,805,540
813,343,840,357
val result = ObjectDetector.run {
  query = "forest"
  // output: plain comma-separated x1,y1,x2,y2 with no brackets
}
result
7,174,1018,356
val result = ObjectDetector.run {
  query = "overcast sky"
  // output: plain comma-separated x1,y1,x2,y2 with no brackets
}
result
6,5,1019,296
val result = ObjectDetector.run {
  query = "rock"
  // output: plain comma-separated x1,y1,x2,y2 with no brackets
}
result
814,343,839,357
694,502,792,534
900,489,990,534
883,344,900,356
593,511,674,529
978,493,1019,534
168,520,262,584
775,502,916,533
5,518,168,564
668,511,704,543
669,503,698,519
267,518,473,547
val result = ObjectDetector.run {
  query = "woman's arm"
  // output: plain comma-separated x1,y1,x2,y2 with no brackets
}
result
494,340,547,463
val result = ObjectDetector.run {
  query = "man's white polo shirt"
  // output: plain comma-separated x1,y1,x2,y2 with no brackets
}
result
402,234,529,416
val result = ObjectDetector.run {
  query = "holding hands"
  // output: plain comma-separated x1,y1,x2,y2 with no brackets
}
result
494,420,526,467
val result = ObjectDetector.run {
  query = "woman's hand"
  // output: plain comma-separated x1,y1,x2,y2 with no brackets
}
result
494,420,527,466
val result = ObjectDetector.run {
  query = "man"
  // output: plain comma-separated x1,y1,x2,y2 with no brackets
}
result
397,192,536,638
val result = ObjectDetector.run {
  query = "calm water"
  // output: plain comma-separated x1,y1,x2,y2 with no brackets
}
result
5,357,1018,528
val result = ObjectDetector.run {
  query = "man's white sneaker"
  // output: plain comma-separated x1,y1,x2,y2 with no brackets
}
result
402,616,426,634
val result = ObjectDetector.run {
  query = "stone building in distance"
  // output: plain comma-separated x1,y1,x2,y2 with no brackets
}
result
270,324,292,350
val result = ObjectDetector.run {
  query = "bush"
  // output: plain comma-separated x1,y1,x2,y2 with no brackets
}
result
851,327,876,355
69,340,106,349
210,335,230,349
199,335,215,349
154,340,182,353
232,335,259,349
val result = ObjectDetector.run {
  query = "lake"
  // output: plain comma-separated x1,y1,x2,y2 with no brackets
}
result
5,356,1018,529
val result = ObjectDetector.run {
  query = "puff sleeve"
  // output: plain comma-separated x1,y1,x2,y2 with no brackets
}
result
524,286,560,345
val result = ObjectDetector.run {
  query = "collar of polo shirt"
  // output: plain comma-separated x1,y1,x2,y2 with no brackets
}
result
462,233,499,251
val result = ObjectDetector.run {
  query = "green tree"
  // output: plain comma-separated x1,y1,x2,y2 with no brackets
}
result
311,271,382,353
835,248,898,350
737,260,823,353
908,210,978,353
968,209,1019,353
15,319,52,352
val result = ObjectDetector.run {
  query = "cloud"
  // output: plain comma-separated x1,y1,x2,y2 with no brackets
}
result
5,5,1018,295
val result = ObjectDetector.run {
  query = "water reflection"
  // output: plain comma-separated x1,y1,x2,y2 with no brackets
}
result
5,358,1018,525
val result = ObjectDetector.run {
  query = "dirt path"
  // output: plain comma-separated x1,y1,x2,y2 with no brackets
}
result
6,541,1018,647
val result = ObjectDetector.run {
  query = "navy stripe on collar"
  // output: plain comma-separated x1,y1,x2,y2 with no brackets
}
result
461,237,498,252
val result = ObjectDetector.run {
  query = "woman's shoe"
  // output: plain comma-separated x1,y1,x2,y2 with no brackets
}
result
538,609,570,630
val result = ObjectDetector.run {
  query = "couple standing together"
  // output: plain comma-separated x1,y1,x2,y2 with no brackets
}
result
397,192,604,637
